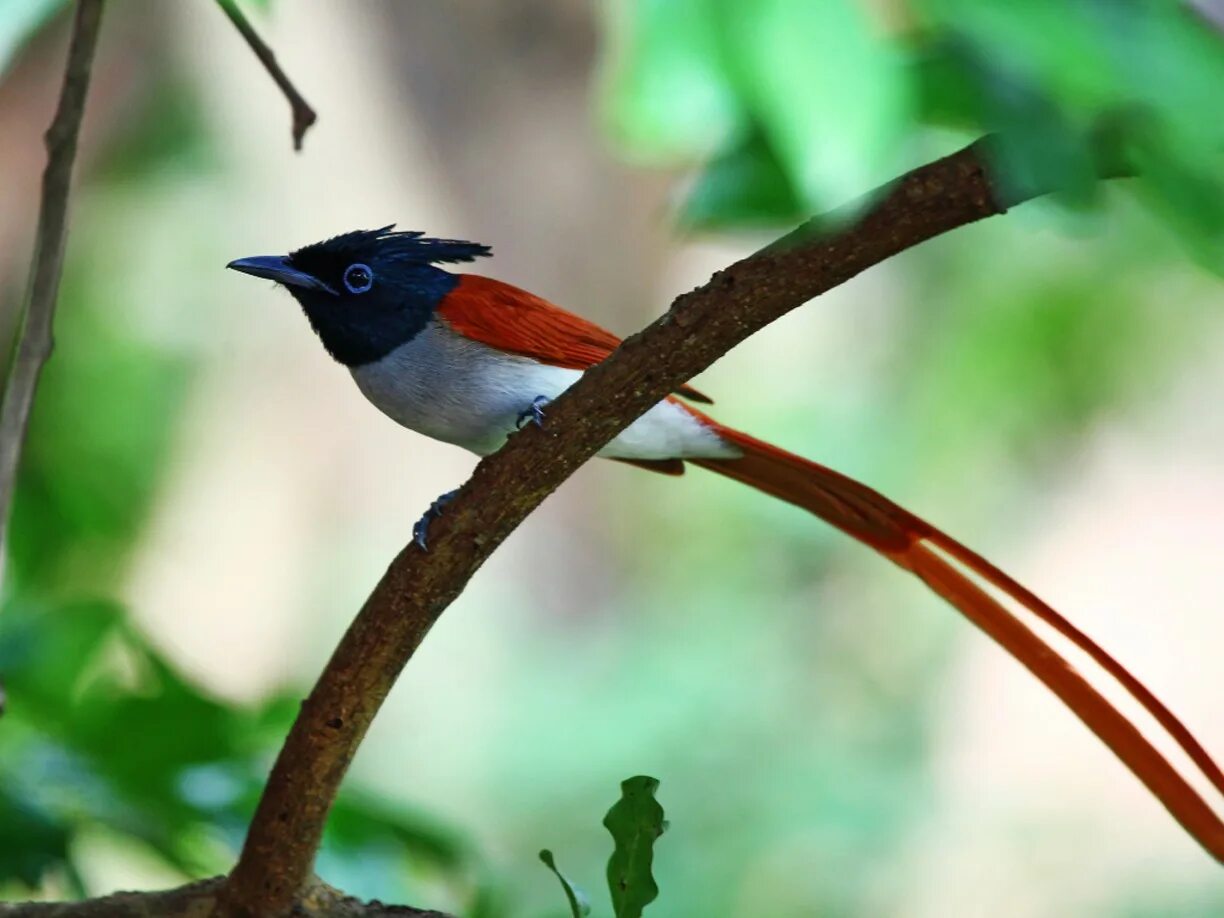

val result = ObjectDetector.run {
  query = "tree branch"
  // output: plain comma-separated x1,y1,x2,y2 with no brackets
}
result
0,0,105,571
0,877,454,918
216,0,316,151
216,139,1025,917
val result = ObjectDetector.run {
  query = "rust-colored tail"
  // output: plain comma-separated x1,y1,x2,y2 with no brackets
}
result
691,424,1224,862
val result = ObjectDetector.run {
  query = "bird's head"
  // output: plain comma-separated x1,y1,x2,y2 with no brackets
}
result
227,225,491,366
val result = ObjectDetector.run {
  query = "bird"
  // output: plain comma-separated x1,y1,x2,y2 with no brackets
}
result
228,225,1224,858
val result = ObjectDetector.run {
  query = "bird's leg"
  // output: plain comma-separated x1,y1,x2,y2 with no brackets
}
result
516,394,550,430
412,488,459,551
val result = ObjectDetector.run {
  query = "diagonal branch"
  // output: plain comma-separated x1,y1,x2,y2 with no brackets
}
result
216,0,316,151
213,140,1022,916
0,0,105,572
218,137,1218,917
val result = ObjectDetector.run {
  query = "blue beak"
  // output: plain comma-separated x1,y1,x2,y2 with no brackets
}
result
226,255,338,295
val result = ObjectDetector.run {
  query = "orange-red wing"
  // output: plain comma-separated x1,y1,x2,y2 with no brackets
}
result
438,275,713,403
438,275,622,370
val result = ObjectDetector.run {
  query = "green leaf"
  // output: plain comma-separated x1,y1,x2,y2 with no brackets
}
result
0,0,66,78
911,34,1100,209
539,849,591,918
0,599,277,874
326,790,474,872
914,0,1224,225
603,776,667,918
722,0,910,212
10,255,192,591
1128,135,1224,275
979,82,1099,211
685,128,807,228
600,0,743,161
0,784,71,887
0,599,122,708
681,129,804,229
908,37,984,131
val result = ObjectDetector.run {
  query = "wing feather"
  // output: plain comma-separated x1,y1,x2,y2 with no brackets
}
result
438,276,711,402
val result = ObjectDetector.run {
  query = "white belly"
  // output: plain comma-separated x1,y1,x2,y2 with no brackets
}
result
350,321,738,460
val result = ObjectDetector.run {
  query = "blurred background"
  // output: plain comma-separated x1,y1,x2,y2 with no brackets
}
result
2,1,1224,915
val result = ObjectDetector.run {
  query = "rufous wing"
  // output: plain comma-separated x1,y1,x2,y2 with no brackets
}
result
437,275,712,403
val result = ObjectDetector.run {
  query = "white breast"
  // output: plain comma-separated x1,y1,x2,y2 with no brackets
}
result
350,320,738,460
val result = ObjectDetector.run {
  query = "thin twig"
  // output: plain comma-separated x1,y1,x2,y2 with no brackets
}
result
218,139,1222,917
216,0,316,151
0,0,105,570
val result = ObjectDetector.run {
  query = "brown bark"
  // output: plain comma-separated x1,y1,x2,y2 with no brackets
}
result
217,139,1021,917
0,878,453,918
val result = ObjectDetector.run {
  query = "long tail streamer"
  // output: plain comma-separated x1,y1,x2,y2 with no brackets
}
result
691,424,1224,861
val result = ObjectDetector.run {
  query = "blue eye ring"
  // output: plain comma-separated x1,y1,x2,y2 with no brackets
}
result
343,263,374,294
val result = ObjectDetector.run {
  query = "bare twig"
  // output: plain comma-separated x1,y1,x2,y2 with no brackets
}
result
215,138,1224,918
216,0,316,151
0,0,105,570
0,877,454,918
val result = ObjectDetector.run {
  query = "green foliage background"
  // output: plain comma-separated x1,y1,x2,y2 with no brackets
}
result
3,1,1224,916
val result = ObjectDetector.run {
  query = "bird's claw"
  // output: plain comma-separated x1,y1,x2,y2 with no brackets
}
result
413,489,459,551
516,395,550,430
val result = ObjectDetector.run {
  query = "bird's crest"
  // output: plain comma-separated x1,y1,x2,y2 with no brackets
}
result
291,225,491,266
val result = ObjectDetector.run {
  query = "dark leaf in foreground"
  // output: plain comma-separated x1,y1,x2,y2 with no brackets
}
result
603,776,667,918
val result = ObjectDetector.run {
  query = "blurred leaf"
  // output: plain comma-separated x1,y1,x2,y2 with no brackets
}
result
8,266,191,592
977,80,1100,211
603,776,667,918
681,129,804,228
912,35,1100,208
0,599,121,712
914,0,1224,254
607,0,1224,242
920,0,1224,136
908,37,983,131
0,599,271,874
601,0,743,161
0,594,500,893
539,850,591,918
604,0,911,220
1128,131,1224,273
0,0,65,78
0,784,71,888
919,0,1118,113
326,791,474,872
1126,5,1224,151
98,77,219,181
721,0,910,213
317,805,505,918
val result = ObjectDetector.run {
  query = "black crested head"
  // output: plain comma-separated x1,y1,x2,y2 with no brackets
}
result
227,225,492,367
289,225,492,279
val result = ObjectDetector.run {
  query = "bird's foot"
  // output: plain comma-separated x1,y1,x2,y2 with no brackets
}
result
516,394,550,430
413,488,459,551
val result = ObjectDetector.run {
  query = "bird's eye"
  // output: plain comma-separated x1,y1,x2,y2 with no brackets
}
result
343,263,374,294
